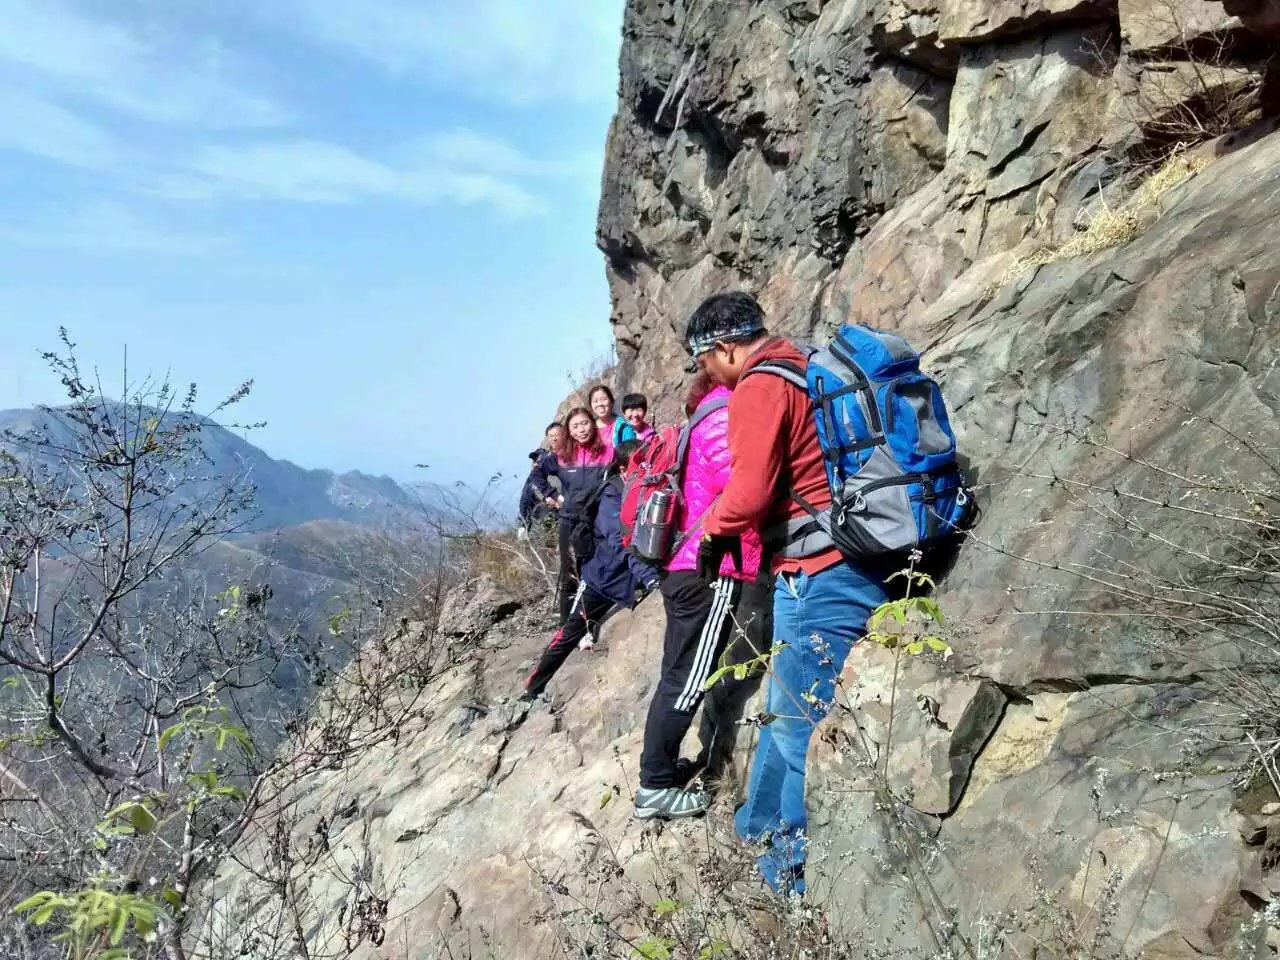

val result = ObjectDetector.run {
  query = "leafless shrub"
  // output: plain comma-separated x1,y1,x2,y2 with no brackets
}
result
414,477,558,597
564,344,619,398
0,332,454,960
1106,0,1264,153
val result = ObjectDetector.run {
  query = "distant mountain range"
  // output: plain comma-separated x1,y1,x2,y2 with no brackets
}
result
0,405,504,630
0,406,432,533
0,403,512,735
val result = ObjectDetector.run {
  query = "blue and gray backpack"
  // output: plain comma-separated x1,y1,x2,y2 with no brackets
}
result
744,324,972,560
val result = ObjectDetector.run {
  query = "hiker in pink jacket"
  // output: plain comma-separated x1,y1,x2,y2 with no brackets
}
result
536,407,615,623
665,381,764,578
634,374,770,821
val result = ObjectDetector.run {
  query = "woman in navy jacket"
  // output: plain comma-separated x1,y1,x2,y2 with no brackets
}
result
522,440,657,699
534,407,614,622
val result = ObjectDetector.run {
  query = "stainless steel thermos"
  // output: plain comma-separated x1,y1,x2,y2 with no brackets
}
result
631,488,676,560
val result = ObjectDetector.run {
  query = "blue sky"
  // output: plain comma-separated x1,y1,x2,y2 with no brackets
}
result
0,0,623,492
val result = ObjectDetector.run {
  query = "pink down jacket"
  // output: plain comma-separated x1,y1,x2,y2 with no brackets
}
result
666,385,764,580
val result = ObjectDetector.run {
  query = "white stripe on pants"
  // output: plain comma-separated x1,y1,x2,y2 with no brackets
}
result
674,575,736,712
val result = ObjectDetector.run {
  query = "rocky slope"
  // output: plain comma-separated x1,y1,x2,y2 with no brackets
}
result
204,1,1280,956
195,579,768,958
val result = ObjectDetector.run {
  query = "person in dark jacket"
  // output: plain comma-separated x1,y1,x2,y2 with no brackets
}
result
522,440,657,699
542,407,613,622
518,423,565,532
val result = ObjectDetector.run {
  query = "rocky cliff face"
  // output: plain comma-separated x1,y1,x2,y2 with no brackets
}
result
597,0,1277,420
592,0,1280,954
204,2,1280,957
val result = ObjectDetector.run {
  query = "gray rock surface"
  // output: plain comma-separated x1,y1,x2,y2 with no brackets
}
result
1119,0,1239,51
196,589,764,958
435,574,530,641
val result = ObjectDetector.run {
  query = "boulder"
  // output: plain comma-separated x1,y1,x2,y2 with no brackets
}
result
816,642,1006,816
1119,0,1240,51
936,0,1115,44
812,682,1252,953
435,575,527,641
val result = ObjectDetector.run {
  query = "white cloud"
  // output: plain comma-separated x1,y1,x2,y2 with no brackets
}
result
0,86,571,218
0,2,615,224
184,140,399,203
0,89,127,170
158,136,551,218
0,1,286,128
263,0,624,105
0,200,225,254
423,129,596,179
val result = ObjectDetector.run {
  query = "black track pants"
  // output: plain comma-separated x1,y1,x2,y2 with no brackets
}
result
639,572,745,789
555,517,583,623
525,584,615,698
694,572,772,782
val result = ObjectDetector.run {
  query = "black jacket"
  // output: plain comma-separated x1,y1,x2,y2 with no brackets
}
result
519,450,558,524
547,453,610,524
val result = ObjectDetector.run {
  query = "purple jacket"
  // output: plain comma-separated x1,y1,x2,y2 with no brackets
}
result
667,386,764,580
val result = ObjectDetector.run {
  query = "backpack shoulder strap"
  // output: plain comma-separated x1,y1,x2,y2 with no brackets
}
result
581,472,612,513
612,418,635,447
674,396,728,468
741,360,807,391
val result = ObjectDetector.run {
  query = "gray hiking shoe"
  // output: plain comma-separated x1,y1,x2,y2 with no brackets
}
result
633,786,712,821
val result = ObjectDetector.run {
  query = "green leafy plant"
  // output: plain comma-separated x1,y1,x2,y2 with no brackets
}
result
652,898,683,917
866,570,951,658
99,799,160,838
213,583,242,621
634,935,677,959
327,605,353,638
157,703,253,755
14,886,165,959
703,642,787,691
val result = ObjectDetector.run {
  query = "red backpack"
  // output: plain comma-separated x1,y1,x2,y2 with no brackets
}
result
619,397,727,562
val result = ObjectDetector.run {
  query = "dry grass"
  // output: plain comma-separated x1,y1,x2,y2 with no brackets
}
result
464,529,558,594
997,149,1211,290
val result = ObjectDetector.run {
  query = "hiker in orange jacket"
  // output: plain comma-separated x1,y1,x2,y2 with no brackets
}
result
689,292,895,896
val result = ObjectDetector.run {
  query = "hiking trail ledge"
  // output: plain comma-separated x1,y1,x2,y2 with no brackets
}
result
202,1,1280,956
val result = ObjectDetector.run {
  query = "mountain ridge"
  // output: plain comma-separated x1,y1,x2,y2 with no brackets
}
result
0,404,426,533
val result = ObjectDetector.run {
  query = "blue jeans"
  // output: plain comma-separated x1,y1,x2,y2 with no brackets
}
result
733,560,890,894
